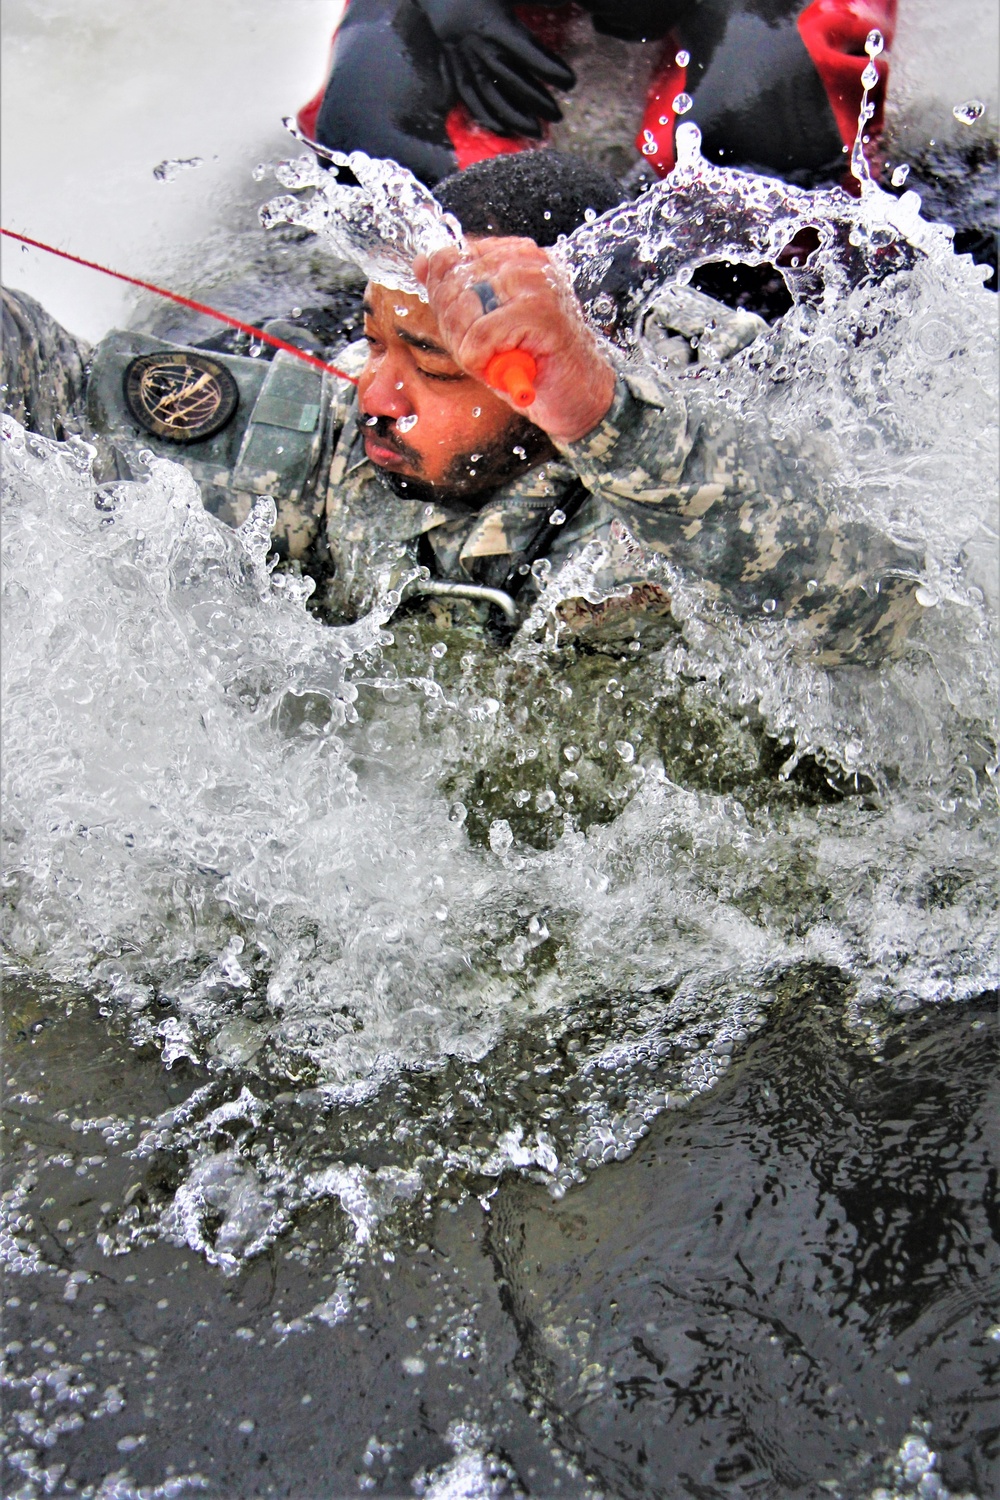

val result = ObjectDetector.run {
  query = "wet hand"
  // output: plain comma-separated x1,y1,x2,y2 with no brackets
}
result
413,237,617,443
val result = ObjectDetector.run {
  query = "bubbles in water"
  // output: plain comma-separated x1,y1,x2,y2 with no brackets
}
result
488,819,513,855
672,93,693,116
952,99,986,125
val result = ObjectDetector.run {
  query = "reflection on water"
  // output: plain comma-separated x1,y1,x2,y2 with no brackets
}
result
2,979,995,1497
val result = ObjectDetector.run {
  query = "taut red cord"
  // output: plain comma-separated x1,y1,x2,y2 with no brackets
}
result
0,227,359,385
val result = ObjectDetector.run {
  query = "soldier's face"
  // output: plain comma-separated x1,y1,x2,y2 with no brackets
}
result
357,282,546,496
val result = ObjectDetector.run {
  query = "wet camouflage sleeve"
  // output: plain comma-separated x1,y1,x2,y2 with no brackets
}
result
1,288,91,442
558,356,926,668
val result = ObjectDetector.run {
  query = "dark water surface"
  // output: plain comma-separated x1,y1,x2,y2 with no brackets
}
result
3,978,996,1499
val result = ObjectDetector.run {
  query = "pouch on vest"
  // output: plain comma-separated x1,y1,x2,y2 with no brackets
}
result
85,332,330,559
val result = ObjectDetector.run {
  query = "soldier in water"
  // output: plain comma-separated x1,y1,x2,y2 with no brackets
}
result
1,150,924,666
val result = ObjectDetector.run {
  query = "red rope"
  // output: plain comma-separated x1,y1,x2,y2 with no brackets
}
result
0,227,359,385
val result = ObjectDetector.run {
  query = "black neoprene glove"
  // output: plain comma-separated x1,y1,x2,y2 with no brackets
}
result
418,0,576,137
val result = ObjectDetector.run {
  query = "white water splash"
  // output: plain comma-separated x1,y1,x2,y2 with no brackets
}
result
260,144,463,299
4,115,999,1274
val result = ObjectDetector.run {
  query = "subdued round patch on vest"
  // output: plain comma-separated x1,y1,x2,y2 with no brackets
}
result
123,351,239,442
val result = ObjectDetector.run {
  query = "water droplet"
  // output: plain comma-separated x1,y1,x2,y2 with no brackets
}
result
548,508,567,526
891,163,910,187
472,406,482,418
488,819,513,854
861,62,879,90
805,579,819,594
470,453,482,462
364,415,378,426
659,116,669,126
762,598,777,614
675,48,690,66
396,413,418,432
615,740,635,764
535,789,557,812
953,99,985,126
672,92,693,116
584,208,597,223
238,1420,255,1433
430,641,447,659
394,305,410,317
512,445,527,460
395,381,404,390
543,210,552,220
674,122,702,163
865,28,884,56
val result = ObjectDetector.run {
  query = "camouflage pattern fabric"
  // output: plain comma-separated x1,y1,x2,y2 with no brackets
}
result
319,293,925,665
1,288,91,442
0,281,925,665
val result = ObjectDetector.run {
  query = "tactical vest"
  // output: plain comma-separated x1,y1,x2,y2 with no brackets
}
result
85,331,332,559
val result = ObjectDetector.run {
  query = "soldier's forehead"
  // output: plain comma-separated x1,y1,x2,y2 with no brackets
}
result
363,282,452,357
365,282,436,329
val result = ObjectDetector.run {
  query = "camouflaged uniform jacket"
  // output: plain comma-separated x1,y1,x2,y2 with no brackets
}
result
0,284,924,665
319,288,924,666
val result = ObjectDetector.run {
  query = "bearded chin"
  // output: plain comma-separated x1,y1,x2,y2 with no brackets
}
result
378,417,554,508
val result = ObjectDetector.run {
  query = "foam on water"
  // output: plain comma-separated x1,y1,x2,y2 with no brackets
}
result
2,129,998,1275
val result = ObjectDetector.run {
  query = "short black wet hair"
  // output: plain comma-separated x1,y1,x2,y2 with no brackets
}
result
434,150,623,247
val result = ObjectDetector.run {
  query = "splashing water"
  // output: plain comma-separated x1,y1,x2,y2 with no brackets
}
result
952,99,986,126
3,107,998,1278
259,143,463,299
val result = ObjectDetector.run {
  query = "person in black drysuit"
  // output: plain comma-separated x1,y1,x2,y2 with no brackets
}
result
300,0,897,187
